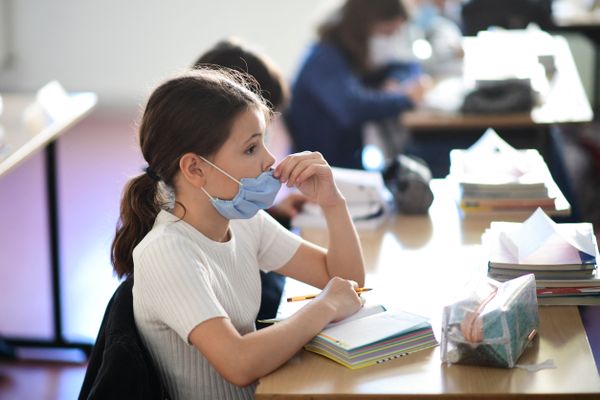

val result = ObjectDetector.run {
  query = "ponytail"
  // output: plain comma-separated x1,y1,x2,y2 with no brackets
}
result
111,173,161,278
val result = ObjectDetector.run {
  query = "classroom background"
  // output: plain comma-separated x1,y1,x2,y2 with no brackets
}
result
1,0,600,398
0,0,346,347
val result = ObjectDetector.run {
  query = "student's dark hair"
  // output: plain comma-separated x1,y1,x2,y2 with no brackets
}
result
318,0,408,73
111,69,269,278
193,38,289,111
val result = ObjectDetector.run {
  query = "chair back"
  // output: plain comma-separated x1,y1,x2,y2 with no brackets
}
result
79,278,168,400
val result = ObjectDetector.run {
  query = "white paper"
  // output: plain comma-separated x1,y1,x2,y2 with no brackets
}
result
36,80,73,121
498,208,596,264
449,129,551,187
462,129,530,178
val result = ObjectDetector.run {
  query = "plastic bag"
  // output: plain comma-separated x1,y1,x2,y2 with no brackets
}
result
441,274,539,368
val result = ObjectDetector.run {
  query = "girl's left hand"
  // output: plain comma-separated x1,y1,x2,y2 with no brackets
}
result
274,151,344,209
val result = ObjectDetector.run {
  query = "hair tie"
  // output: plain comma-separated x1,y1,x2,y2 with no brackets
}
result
144,166,161,182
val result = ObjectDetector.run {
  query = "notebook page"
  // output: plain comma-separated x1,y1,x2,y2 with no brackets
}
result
318,310,430,351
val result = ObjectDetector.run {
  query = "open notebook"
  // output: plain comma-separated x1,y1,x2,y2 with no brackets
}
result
261,302,437,369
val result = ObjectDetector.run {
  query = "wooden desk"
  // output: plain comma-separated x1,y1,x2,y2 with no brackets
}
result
0,91,97,352
402,35,593,131
256,180,600,399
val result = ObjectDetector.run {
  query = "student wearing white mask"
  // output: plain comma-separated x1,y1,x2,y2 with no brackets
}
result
288,0,430,170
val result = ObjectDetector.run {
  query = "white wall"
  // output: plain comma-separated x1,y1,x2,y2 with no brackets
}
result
0,0,343,107
1,1,597,107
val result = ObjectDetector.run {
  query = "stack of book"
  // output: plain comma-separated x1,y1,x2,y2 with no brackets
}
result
304,308,438,369
261,293,438,369
448,128,570,217
482,208,600,305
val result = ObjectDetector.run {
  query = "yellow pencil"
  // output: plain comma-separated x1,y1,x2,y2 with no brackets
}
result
286,288,372,302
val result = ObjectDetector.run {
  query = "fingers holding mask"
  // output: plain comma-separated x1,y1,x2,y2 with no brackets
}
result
275,151,342,206
275,152,325,187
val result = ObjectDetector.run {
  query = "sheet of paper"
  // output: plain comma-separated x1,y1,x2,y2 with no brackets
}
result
498,208,596,264
462,129,529,177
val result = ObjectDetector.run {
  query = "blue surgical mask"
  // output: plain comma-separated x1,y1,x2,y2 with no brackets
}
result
199,156,281,220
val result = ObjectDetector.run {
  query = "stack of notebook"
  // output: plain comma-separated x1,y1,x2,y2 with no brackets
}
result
304,309,438,369
482,208,600,305
448,128,569,217
261,299,438,369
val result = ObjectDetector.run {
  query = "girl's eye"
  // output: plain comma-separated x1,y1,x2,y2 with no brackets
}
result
245,144,256,155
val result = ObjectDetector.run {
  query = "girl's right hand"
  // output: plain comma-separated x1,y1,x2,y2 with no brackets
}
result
317,277,364,322
274,151,344,209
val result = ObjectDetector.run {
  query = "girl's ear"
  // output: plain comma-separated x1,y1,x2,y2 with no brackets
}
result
179,153,206,188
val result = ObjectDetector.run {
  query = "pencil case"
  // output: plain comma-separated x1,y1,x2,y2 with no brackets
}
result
440,274,539,368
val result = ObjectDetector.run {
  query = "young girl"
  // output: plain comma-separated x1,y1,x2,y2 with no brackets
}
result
194,38,307,329
111,68,366,399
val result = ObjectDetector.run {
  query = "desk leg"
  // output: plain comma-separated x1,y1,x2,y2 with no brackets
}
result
5,141,92,358
595,43,600,116
45,141,63,344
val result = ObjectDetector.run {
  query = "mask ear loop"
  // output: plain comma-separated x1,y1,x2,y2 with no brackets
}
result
198,155,242,185
200,186,216,201
197,156,242,202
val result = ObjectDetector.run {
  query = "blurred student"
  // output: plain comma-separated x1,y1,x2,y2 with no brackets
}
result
111,69,365,398
193,39,306,328
287,0,430,170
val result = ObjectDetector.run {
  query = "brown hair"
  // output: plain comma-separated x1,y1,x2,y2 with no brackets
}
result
111,69,269,278
318,0,408,73
193,38,289,111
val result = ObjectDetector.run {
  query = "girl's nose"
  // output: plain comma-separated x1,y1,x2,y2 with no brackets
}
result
263,147,277,171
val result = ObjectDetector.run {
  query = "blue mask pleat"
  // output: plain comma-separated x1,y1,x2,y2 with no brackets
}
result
212,170,281,219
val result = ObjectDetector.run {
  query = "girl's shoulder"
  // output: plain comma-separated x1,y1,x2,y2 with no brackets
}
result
133,211,197,258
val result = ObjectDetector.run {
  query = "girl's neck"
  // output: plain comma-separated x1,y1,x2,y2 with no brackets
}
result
172,201,231,243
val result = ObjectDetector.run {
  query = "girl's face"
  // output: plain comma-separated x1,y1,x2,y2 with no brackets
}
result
204,106,276,201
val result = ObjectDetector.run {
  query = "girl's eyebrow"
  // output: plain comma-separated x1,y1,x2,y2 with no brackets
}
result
243,132,263,145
